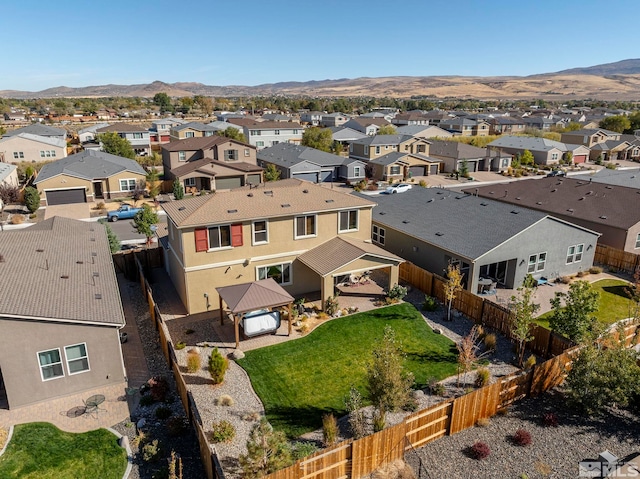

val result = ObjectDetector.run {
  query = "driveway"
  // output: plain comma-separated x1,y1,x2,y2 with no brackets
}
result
44,203,92,220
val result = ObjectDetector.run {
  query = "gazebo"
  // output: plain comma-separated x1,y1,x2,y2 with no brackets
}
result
216,278,294,349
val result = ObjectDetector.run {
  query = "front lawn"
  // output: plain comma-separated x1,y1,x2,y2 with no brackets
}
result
0,423,127,479
535,279,633,329
237,303,458,437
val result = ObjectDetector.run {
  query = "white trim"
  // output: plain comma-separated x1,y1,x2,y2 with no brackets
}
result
294,214,317,239
249,250,308,263
183,250,308,273
119,178,137,191
255,262,293,286
185,258,246,273
338,209,359,233
207,224,233,251
252,220,269,245
37,347,64,382
64,342,90,376
43,186,87,192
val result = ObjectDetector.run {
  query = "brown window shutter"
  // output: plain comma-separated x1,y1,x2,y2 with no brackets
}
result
231,224,243,247
194,228,208,252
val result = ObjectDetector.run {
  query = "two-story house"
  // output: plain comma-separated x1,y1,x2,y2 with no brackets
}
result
160,179,403,314
560,128,622,148
162,135,262,192
0,133,67,164
320,113,350,128
488,117,527,136
96,123,151,156
150,117,188,144
169,122,220,141
391,111,431,126
230,120,304,149
428,140,511,173
342,117,391,136
299,111,324,126
2,124,67,143
488,136,590,166
348,134,431,161
439,117,491,136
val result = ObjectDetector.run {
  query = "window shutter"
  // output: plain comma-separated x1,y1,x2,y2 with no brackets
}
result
194,228,208,252
231,224,243,247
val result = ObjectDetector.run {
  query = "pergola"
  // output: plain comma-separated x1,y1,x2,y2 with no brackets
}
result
216,278,294,349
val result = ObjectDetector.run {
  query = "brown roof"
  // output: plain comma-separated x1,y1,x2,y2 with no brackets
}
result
171,157,262,177
467,177,640,229
0,217,125,326
350,117,390,127
228,119,303,130
96,123,147,133
297,237,404,276
216,278,293,313
162,135,251,152
162,178,375,228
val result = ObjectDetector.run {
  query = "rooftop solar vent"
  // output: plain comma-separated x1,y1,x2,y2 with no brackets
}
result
281,204,290,208
600,215,607,219
95,293,102,300
178,206,186,211
435,232,444,236
227,209,237,213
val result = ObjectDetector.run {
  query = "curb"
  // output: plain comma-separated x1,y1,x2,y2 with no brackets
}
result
0,425,14,458
106,426,133,479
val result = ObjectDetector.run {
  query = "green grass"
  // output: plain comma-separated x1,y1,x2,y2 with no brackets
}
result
237,303,458,437
0,423,127,479
535,279,634,329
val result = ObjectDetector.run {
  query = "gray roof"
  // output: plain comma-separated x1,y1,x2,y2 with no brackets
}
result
0,162,17,183
564,128,620,136
369,152,440,166
3,124,66,138
396,125,452,137
328,127,368,142
489,136,572,152
78,123,110,135
0,217,125,325
257,143,355,168
350,134,416,146
359,187,551,260
428,140,488,160
0,132,66,148
207,121,242,132
173,122,219,132
35,149,146,183
573,168,640,189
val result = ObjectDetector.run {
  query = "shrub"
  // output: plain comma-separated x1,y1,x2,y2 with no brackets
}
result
576,270,587,278
322,413,339,446
175,341,186,350
475,325,486,339
512,429,532,446
210,420,236,443
474,367,490,388
559,276,571,284
172,178,184,200
372,409,386,432
155,406,172,420
139,394,155,407
428,377,446,396
184,328,195,335
483,333,497,352
344,386,367,439
242,411,261,422
589,266,603,274
418,179,427,188
23,186,40,213
208,348,228,384
605,162,617,170
470,441,490,460
525,355,537,370
143,439,160,462
214,394,234,407
167,416,190,437
422,295,438,312
387,284,408,301
542,412,559,427
10,214,23,224
149,376,169,402
186,352,201,373
476,417,490,427
96,201,106,210
325,294,340,316
292,441,318,461
131,430,146,448
497,406,510,416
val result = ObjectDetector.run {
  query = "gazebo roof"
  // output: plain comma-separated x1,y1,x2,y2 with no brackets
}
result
216,278,294,314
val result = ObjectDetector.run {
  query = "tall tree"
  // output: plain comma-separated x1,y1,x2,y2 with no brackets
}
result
549,280,600,343
264,164,281,182
0,183,19,219
599,115,631,133
218,126,247,144
443,263,464,321
172,178,184,200
146,168,161,200
97,132,135,159
193,95,214,115
520,149,535,167
377,124,397,135
301,127,333,152
510,281,540,367
133,204,159,246
153,92,174,114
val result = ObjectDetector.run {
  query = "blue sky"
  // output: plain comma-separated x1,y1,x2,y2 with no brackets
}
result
2,0,638,91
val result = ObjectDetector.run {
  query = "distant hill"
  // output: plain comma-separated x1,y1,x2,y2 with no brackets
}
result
2,60,640,100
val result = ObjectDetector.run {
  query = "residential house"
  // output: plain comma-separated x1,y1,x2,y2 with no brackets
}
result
0,133,67,163
328,127,368,144
342,117,391,136
362,187,600,294
469,177,640,253
78,123,110,144
439,117,491,136
169,122,220,141
149,117,188,144
207,121,243,136
160,179,403,314
257,143,366,183
488,117,527,135
391,111,431,126
0,163,19,187
262,114,292,122
573,167,640,189
300,111,324,126
368,151,441,181
348,134,431,162
422,110,455,126
34,150,147,205
560,128,622,148
3,124,67,143
488,136,590,165
0,217,127,409
95,123,151,156
162,136,261,192
396,125,453,139
3,112,26,122
320,113,350,128
428,140,511,173
521,116,559,131
231,120,303,149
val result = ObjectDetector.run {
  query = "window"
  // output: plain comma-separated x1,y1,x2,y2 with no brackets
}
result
250,130,261,136
184,177,196,187
205,131,214,136
244,148,250,157
274,130,280,135
133,132,143,139
636,233,640,249
551,153,559,161
566,244,584,264
501,158,509,168
293,129,298,134
253,220,268,244
256,141,264,147
372,225,385,245
527,252,546,273
389,165,401,175
38,348,64,381
272,141,279,146
184,131,195,138
295,215,316,238
178,151,186,161
13,151,24,159
257,263,292,285
364,146,369,155
224,150,238,161
65,343,89,375
375,146,381,154
208,225,231,249
339,210,358,232
120,179,136,191
51,150,56,157
354,166,362,177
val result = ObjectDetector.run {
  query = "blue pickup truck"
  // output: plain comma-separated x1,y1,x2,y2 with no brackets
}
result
107,204,142,222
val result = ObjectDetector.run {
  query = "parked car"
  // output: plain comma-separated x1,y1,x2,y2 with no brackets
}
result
107,204,142,222
546,169,566,177
385,183,412,194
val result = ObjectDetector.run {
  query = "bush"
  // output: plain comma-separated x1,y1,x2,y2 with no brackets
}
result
476,417,490,427
292,441,318,461
589,266,603,274
139,394,155,407
149,376,169,402
576,270,587,278
525,355,537,370
142,439,160,462
166,416,190,437
186,352,201,373
208,348,228,384
10,214,23,225
387,284,408,301
418,179,427,187
422,295,438,312
172,178,184,200
428,377,446,396
470,441,490,460
155,406,172,420
483,333,497,352
474,367,490,388
512,429,532,446
175,341,186,350
542,412,558,427
372,409,386,432
322,413,338,446
475,325,486,339
325,294,340,316
210,420,235,443
558,276,571,284
23,187,40,213
214,394,234,407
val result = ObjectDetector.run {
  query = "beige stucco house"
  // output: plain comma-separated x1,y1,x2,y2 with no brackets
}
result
160,179,403,314
349,135,432,162
0,133,67,164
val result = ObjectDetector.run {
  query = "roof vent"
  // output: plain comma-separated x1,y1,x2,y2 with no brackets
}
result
95,293,102,300
248,193,253,197
281,204,290,208
379,211,386,215
76,261,84,264
567,208,574,213
427,198,434,203
91,252,97,257
325,199,334,203
36,248,44,253
303,189,309,193
480,202,488,206
536,201,542,205
600,215,607,219
0,254,4,263
489,191,495,194
551,189,557,192
435,232,444,236
264,190,273,196
93,272,99,277
402,220,410,224
511,210,519,214
60,275,69,279
515,197,521,200
606,185,613,189
227,209,237,213
178,206,186,211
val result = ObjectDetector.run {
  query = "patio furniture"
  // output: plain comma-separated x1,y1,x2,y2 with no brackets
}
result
477,277,492,294
84,394,106,417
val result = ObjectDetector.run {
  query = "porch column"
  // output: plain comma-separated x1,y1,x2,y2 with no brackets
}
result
320,275,334,311
234,314,240,349
287,303,292,336
219,296,224,325
389,264,400,289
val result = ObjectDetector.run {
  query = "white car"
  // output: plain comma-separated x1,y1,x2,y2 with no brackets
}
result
385,183,412,194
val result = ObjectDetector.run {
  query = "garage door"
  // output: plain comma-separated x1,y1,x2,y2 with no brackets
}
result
409,166,425,177
429,164,439,175
573,155,587,164
216,177,243,190
247,174,262,185
319,170,333,182
293,172,318,183
46,188,86,205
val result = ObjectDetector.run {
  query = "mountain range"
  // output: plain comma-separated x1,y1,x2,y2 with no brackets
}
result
2,59,640,100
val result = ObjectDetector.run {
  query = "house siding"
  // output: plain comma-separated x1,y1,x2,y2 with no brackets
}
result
0,136,66,164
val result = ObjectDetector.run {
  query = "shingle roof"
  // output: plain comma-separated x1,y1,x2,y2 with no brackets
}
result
0,163,17,182
428,140,487,159
350,134,416,146
172,121,219,132
35,149,146,183
96,123,147,133
216,278,294,314
161,135,234,152
0,132,66,148
489,136,569,152
170,157,262,177
347,117,390,127
163,178,374,228
298,236,403,276
328,127,368,141
0,217,125,325
4,124,66,138
564,128,620,136
370,152,440,166
257,143,347,168
573,168,640,189
396,125,452,137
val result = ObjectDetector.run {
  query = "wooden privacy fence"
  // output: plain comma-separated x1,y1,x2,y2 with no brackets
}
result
594,244,640,275
399,262,573,358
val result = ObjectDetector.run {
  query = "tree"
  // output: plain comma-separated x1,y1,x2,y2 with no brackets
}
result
133,204,158,246
0,183,19,219
599,115,631,133
146,168,161,200
239,418,292,478
172,178,184,200
23,187,40,213
104,223,121,253
264,164,281,182
509,281,540,368
218,126,247,144
443,263,464,321
301,127,333,152
377,124,397,135
456,325,491,387
193,95,214,115
625,268,640,321
563,151,573,166
97,132,135,159
344,386,366,439
520,150,535,167
153,92,174,114
549,280,600,343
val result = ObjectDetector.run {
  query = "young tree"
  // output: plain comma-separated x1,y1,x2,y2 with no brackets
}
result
146,168,161,200
520,149,535,167
344,386,366,439
599,115,631,133
510,282,540,368
625,268,640,321
301,127,333,152
104,223,121,253
133,204,158,246
377,124,397,135
264,164,281,182
172,178,184,200
23,186,40,213
456,325,491,387
0,183,19,218
97,132,135,159
239,418,292,479
549,280,600,344
217,126,247,144
443,263,464,321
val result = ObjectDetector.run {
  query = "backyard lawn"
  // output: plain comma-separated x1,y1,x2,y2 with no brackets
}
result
0,423,127,479
237,303,458,437
535,279,634,329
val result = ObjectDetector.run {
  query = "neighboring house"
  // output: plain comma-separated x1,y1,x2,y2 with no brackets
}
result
396,125,453,139
149,117,188,144
469,177,640,253
234,121,304,149
588,139,635,162
206,121,243,136
0,133,67,163
95,123,151,156
521,116,558,131
3,124,67,143
78,123,110,144
488,136,590,165
348,134,431,162
320,113,350,128
162,136,261,191
300,111,324,126
439,117,491,136
257,143,366,183
169,122,220,141
0,162,19,186
428,140,511,173
160,179,403,314
362,187,600,295
328,127,368,144
368,152,441,181
3,112,26,122
488,117,527,135
34,150,147,205
560,128,621,148
391,111,431,126
342,117,391,136
0,217,127,409
422,110,454,125
573,167,640,189
262,114,292,122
